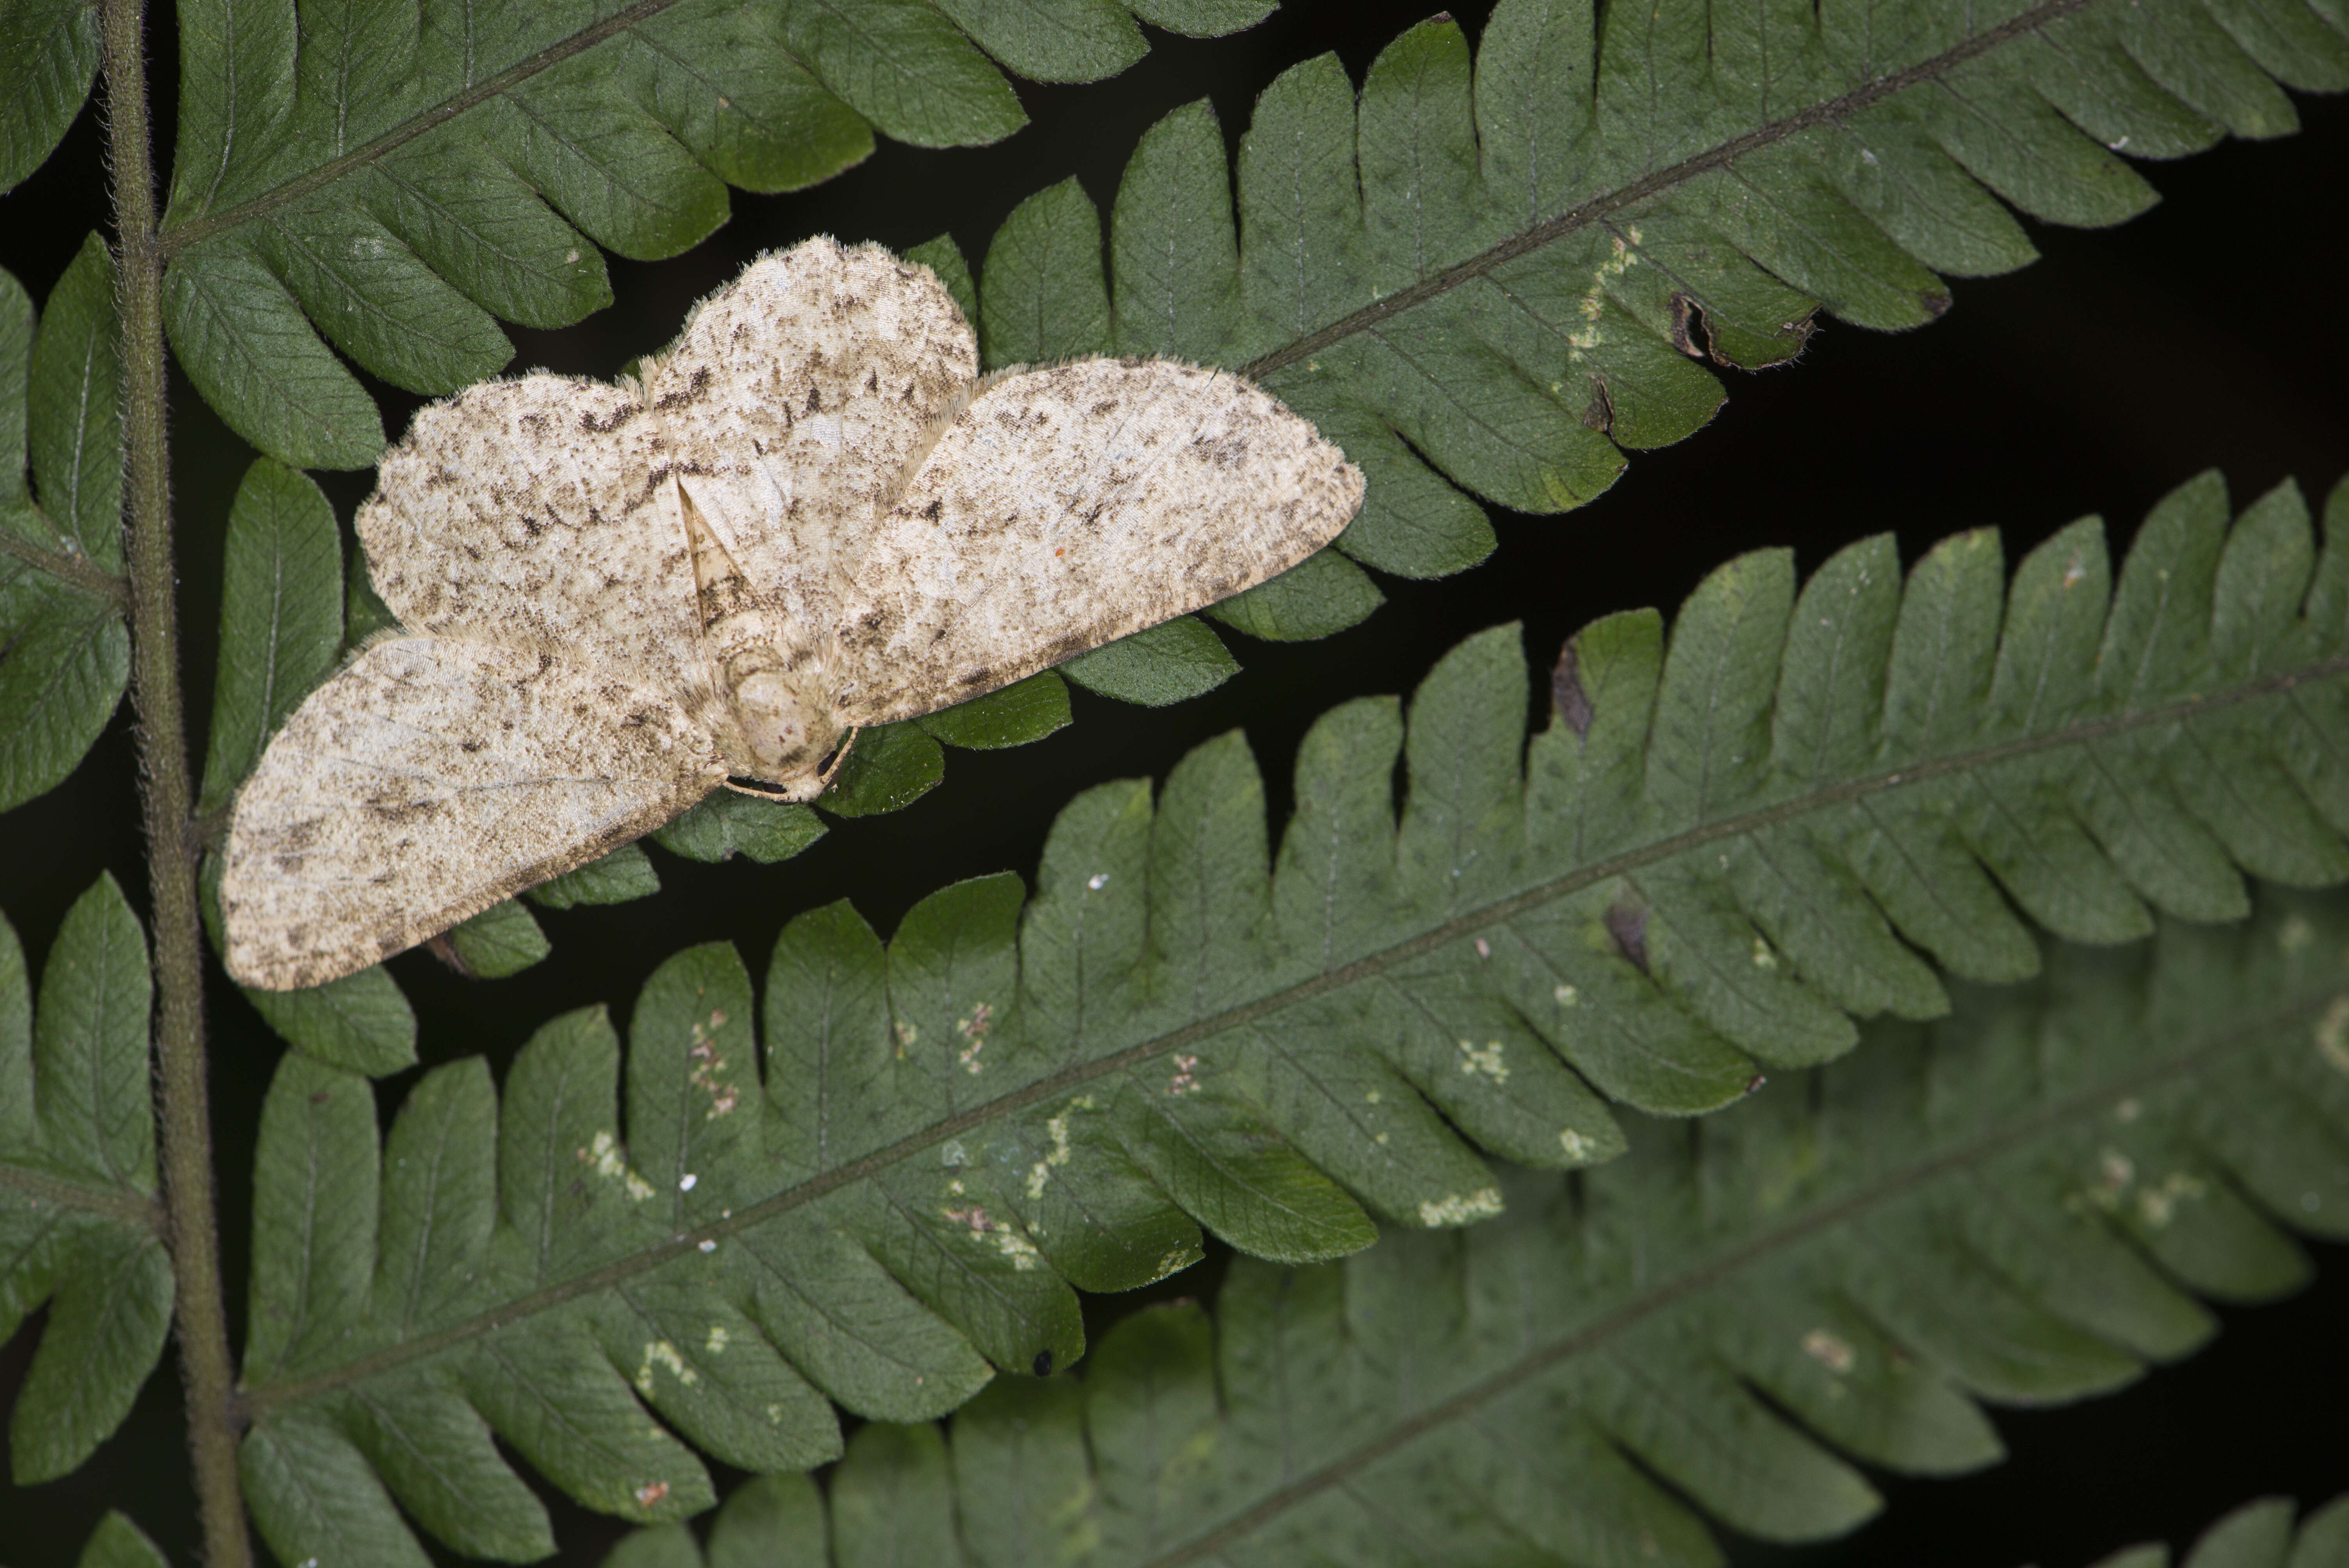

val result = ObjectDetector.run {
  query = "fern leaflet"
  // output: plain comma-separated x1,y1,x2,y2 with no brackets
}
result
0,250,130,815
599,891,2349,1567
0,878,171,1487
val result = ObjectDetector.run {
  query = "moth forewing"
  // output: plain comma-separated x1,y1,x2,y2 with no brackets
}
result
221,639,727,991
356,375,703,698
834,358,1367,727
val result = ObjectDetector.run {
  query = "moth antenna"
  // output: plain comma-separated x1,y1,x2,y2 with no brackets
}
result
816,727,861,789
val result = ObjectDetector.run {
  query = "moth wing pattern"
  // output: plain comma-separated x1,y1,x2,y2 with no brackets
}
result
834,359,1366,725
222,638,727,991
649,237,980,641
357,375,708,699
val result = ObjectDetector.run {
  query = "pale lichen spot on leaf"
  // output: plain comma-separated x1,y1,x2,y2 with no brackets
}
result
1168,1053,1201,1096
1087,873,1110,891
2137,1171,2207,1228
1458,1039,1508,1083
1417,1188,1504,1227
1568,226,1644,355
706,1325,729,1354
579,1130,657,1201
2315,995,2349,1074
1026,1098,1088,1199
942,1138,969,1167
1801,1328,1855,1375
634,1340,698,1396
1559,1128,1595,1160
1365,1088,1382,1104
1751,936,1778,971
895,1019,919,1051
1554,983,1579,1008
957,1001,993,1074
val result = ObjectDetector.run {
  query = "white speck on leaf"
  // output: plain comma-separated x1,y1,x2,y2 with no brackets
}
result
1417,1188,1505,1227
1802,1329,1855,1374
1457,1039,1509,1083
679,1172,697,1192
1087,872,1110,891
2317,996,2349,1074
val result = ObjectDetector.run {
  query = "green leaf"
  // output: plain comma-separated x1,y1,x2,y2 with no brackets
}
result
1060,615,1237,706
344,542,399,647
0,878,171,1486
150,0,1266,466
528,843,663,909
73,1512,171,1568
822,722,945,818
442,899,552,979
980,178,1111,368
607,889,2349,1564
917,670,1072,750
929,0,1145,85
2084,1492,2349,1568
160,244,386,470
653,793,828,865
0,576,128,812
0,0,100,194
240,964,418,1078
198,850,419,1076
26,234,119,568
1202,548,1384,641
0,254,130,813
901,235,978,329
199,458,344,815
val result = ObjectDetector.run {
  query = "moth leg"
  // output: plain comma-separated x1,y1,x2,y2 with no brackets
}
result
720,778,807,803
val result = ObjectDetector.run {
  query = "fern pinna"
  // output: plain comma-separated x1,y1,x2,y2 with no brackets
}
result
608,888,2349,1566
2,0,2345,1561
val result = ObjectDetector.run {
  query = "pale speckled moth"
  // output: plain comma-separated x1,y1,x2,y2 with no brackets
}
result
221,237,1365,991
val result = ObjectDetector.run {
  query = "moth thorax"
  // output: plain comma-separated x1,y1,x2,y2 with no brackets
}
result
728,666,839,782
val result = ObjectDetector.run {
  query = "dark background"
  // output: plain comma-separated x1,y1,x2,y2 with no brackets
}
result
3,1,2345,1562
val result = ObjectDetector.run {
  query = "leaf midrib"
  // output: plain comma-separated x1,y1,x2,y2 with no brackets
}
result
1144,974,2334,1567
241,650,2349,1413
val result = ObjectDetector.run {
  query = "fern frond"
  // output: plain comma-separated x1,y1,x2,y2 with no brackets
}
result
599,891,2349,1566
230,474,2349,1556
145,0,1271,470
2083,1493,2349,1568
0,248,130,815
0,878,171,1486
957,0,2347,679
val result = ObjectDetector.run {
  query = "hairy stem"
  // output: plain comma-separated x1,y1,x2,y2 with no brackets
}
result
100,2,250,1563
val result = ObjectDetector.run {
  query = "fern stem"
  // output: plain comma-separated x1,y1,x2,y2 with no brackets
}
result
99,2,251,1564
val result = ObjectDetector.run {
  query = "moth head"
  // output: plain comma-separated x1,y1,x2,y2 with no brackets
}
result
728,669,842,790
